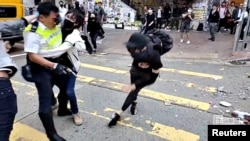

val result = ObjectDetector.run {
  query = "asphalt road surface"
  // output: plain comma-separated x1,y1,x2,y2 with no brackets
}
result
8,46,250,141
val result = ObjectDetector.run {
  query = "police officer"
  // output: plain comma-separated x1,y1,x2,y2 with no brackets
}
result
23,2,68,141
0,15,37,141
108,32,163,127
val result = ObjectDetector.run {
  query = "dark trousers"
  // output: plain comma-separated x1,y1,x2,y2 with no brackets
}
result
31,64,67,138
0,78,17,141
217,18,226,32
240,21,247,40
121,66,155,111
209,23,218,39
230,21,238,34
90,32,99,49
156,18,163,29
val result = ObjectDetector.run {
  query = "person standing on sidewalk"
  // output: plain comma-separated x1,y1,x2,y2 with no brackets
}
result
156,6,163,29
217,1,227,33
143,8,156,34
208,5,220,41
0,15,37,141
97,2,105,26
180,7,194,44
23,2,67,141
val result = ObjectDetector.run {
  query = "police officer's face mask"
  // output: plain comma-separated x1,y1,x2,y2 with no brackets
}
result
54,16,62,25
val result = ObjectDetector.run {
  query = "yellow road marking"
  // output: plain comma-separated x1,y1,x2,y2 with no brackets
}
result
160,68,223,80
76,75,210,111
81,63,223,80
10,122,48,141
80,63,218,93
146,120,200,141
81,63,128,74
103,108,200,141
11,80,37,96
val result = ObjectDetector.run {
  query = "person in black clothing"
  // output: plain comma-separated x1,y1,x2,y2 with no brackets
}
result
108,32,163,127
87,13,105,53
143,8,156,34
163,3,171,26
208,5,220,41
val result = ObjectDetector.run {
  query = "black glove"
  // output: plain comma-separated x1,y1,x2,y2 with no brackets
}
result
53,63,69,75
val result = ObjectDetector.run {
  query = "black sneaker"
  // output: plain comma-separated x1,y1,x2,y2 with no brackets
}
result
58,109,72,116
130,102,137,115
108,113,120,127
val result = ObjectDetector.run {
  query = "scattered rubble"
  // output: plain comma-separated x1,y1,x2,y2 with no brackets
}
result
219,101,232,107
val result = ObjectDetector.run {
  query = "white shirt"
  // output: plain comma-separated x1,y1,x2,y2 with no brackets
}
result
219,7,226,18
237,11,248,22
238,9,242,18
157,9,162,18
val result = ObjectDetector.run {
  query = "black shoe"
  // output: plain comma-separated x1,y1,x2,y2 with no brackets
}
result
208,38,215,41
93,49,96,53
57,109,72,116
130,102,137,115
39,112,66,141
108,113,120,127
49,134,66,141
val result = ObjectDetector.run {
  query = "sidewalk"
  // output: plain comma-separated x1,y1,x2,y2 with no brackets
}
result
99,25,250,62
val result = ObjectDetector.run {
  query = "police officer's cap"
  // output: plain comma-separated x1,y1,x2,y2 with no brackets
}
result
125,32,148,49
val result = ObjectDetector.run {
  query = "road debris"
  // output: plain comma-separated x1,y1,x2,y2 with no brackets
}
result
219,101,232,107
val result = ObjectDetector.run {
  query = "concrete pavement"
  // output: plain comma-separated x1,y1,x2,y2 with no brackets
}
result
97,26,250,62
9,53,250,141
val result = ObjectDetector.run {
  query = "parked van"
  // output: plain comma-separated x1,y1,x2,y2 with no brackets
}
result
0,0,25,46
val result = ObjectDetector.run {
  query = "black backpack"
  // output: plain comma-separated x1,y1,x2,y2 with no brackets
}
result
145,29,173,55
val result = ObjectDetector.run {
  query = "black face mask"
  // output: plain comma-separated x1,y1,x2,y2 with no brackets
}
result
54,16,62,25
63,19,74,29
130,48,149,62
90,17,96,21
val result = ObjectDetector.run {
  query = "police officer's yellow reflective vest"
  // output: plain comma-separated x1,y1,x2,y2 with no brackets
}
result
23,21,62,51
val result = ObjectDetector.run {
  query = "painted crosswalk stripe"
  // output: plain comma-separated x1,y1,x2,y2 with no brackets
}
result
80,63,218,93
76,75,211,111
104,108,200,141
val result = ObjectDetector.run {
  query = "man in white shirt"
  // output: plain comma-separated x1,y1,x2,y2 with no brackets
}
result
231,3,244,34
217,1,227,32
156,6,163,29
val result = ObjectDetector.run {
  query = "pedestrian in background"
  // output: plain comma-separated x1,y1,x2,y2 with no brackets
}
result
208,5,220,41
180,7,194,44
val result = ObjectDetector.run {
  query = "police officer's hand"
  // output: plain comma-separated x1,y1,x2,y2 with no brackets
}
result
52,63,69,75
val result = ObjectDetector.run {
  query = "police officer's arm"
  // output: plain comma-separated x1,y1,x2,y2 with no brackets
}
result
24,32,56,69
0,15,37,36
28,53,56,68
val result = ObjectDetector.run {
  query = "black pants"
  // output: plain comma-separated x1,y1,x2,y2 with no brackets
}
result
240,21,247,40
0,78,17,141
156,18,163,29
121,66,155,111
230,21,238,34
90,32,99,49
217,18,226,32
